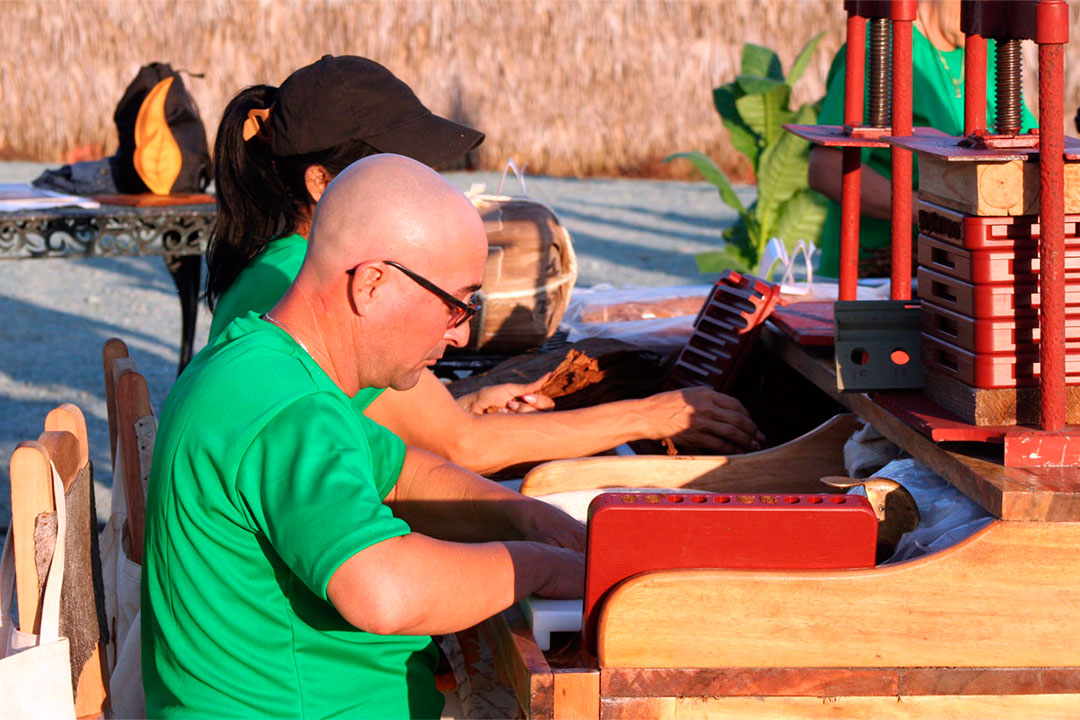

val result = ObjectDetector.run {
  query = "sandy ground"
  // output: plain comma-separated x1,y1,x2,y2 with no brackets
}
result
0,162,751,524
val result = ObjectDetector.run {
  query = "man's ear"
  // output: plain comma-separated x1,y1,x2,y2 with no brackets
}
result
305,164,334,203
347,262,390,316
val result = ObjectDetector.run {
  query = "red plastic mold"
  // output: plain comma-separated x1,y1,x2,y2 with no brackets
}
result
918,200,1080,250
921,334,1080,388
917,267,1080,319
668,270,783,393
918,234,1080,284
922,301,1080,354
582,491,877,653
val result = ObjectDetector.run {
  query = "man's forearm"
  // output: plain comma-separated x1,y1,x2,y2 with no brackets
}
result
454,397,657,474
328,533,581,636
388,446,585,549
808,146,912,222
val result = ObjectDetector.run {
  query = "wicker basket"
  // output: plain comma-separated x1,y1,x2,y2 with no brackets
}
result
462,195,578,352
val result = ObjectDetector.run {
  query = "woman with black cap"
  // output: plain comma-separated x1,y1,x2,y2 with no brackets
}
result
206,55,764,473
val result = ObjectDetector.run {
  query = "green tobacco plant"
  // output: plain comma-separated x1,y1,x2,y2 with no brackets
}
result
668,34,828,272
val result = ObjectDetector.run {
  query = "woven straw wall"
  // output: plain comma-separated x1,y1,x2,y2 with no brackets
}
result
1,1,1076,179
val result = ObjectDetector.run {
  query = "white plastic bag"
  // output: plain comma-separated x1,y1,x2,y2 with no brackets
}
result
869,458,994,564
1,462,77,720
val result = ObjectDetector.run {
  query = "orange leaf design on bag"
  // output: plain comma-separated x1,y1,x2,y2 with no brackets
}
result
133,77,182,195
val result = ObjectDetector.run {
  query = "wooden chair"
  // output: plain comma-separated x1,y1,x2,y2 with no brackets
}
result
102,338,155,565
9,404,110,718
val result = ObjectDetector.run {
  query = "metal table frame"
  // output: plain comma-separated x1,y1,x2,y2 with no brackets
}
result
0,202,216,372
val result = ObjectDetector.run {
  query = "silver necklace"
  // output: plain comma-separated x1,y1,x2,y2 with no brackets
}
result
263,312,312,355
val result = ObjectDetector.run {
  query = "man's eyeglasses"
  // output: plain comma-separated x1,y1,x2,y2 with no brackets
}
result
347,260,480,328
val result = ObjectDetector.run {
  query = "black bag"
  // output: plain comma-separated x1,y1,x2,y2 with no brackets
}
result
113,62,211,194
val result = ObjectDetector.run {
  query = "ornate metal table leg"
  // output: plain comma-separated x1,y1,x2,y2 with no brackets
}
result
165,254,202,374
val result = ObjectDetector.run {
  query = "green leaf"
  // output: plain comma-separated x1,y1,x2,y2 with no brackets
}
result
771,189,829,249
752,103,818,253
735,75,788,96
741,44,784,81
787,31,825,87
734,84,792,151
664,151,748,217
713,86,760,166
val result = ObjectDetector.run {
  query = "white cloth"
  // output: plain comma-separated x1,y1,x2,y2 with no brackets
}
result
1,462,77,720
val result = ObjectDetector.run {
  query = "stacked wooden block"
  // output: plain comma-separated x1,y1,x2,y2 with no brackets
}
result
916,199,1080,424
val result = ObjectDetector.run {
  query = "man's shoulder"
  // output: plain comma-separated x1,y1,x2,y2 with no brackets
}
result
168,318,345,430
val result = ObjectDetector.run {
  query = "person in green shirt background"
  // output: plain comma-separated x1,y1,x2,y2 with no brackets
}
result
809,0,1037,278
206,55,765,470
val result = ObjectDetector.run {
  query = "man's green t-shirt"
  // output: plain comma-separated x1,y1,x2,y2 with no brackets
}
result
208,233,384,410
816,30,1037,276
142,313,443,719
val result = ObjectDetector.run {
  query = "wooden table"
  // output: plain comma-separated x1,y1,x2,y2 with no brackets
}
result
482,323,1080,719
0,200,215,371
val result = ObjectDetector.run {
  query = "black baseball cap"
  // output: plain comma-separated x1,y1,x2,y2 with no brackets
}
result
267,55,484,168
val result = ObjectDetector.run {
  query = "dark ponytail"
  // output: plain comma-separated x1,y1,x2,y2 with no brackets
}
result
206,85,381,310
206,85,291,310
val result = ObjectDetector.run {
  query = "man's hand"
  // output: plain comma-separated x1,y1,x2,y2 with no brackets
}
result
519,500,587,552
641,387,765,454
525,544,585,599
455,374,555,415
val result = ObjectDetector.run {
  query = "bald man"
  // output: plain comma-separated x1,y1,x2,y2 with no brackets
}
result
142,155,585,719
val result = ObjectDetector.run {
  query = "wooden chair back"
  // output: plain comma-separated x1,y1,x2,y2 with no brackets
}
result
101,338,155,566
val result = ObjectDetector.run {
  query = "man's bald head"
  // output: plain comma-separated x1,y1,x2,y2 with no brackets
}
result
302,154,485,284
278,153,488,392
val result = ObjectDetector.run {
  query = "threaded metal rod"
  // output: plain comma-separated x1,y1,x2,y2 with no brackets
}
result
995,39,1023,135
868,18,892,128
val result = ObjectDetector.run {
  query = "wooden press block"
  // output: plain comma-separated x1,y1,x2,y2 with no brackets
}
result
918,234,1080,284
921,302,1080,355
921,334,1080,389
922,368,1080,426
595,521,1080,669
917,267,1080,319
583,492,877,652
918,156,1080,217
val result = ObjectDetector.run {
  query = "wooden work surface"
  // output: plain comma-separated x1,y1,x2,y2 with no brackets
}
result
760,325,1080,521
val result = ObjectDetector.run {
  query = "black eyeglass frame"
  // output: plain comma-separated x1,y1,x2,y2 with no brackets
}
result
347,260,480,328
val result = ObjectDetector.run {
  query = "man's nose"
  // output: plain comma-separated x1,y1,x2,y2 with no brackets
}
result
444,319,471,349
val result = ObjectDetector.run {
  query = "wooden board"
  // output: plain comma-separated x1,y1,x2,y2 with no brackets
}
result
871,390,1012,442
39,427,110,719
596,521,1080,669
600,666,1080,698
761,326,1080,521
554,669,600,720
93,193,214,207
114,361,153,565
101,338,129,466
599,694,1080,719
924,368,1080,426
9,440,56,633
917,156,1080,217
481,605,555,719
520,413,860,497
768,301,835,347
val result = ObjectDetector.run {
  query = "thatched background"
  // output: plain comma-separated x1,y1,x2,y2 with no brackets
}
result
1,1,1077,179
